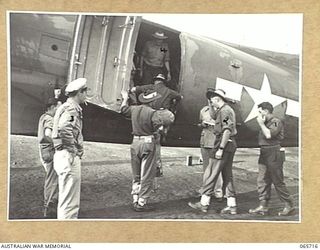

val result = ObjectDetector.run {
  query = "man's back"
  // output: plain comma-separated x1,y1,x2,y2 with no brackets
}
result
121,104,157,136
38,112,54,151
136,82,181,110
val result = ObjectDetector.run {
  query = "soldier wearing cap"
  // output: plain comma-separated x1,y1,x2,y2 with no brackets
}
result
139,31,171,85
52,78,88,219
121,89,174,212
37,98,60,218
198,89,223,202
188,89,238,214
249,102,294,216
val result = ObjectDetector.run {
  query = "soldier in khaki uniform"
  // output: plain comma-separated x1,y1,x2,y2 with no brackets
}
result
121,89,174,212
37,98,60,218
249,102,294,216
52,78,87,219
140,31,171,85
130,73,181,185
188,89,238,214
199,95,223,201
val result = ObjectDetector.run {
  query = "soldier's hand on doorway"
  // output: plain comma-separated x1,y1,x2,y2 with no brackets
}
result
121,90,129,99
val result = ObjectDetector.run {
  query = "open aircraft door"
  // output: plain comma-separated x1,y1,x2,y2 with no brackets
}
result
68,15,141,112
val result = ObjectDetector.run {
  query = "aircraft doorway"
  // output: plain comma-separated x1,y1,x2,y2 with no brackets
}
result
133,20,182,92
70,16,182,112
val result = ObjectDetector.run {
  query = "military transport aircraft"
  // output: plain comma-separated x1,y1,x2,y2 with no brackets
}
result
9,13,300,147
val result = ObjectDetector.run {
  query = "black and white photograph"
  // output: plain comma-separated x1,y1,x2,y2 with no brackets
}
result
8,12,302,222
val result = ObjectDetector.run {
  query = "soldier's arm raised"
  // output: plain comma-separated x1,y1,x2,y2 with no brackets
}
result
120,90,132,118
257,113,271,139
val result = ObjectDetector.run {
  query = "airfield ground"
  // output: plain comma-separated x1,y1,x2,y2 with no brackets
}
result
9,135,299,221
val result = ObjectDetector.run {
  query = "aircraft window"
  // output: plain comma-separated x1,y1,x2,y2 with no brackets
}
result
51,44,58,51
39,34,70,60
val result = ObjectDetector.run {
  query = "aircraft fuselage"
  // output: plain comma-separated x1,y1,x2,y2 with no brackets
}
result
9,13,300,148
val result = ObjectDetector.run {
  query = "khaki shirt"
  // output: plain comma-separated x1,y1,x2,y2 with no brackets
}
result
121,105,161,136
199,106,216,148
258,115,284,146
52,98,84,157
213,104,237,149
142,40,170,67
38,112,54,161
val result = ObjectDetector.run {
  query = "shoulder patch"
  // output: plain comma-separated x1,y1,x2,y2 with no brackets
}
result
223,116,230,125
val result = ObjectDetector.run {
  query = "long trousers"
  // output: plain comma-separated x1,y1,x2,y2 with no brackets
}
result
201,147,223,197
54,149,81,219
257,145,293,205
200,142,237,198
130,136,157,202
141,64,165,85
41,159,58,208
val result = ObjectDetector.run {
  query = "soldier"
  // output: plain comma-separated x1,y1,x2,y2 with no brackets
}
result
52,78,87,219
139,31,171,85
37,98,60,218
131,73,182,112
130,73,181,184
199,90,223,202
249,102,294,216
188,89,238,214
121,89,174,212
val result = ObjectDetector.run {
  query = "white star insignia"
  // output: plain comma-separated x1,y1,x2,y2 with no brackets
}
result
215,74,300,123
243,74,286,122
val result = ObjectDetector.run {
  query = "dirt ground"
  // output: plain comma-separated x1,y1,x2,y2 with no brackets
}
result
9,135,300,221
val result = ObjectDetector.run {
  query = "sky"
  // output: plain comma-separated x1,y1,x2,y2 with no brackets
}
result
142,14,303,55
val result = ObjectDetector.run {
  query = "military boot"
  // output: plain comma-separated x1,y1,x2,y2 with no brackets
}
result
221,197,237,215
220,206,237,215
188,201,209,213
44,202,57,219
249,200,269,215
278,202,295,216
134,203,155,212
